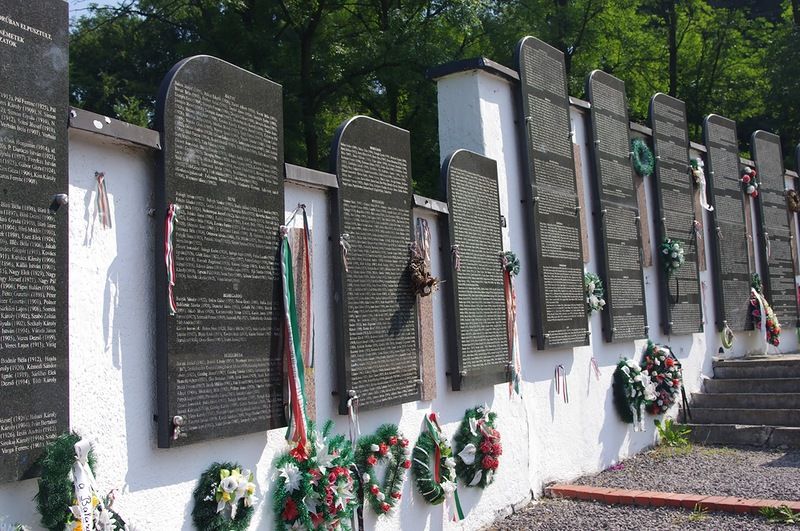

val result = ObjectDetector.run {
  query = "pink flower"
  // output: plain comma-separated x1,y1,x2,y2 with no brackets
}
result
367,455,377,466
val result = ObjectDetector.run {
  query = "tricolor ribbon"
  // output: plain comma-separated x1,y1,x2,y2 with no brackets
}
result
501,253,522,397
751,287,770,354
281,226,308,448
72,440,99,531
554,364,569,404
451,245,462,272
423,413,464,522
339,233,351,273
286,205,315,369
95,172,112,229
416,218,432,263
164,203,179,315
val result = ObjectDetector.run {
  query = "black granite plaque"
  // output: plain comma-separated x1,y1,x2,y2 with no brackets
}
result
752,131,799,326
703,115,752,332
0,0,69,483
442,150,508,390
331,116,419,413
155,56,285,447
514,36,589,350
585,70,648,342
649,93,703,335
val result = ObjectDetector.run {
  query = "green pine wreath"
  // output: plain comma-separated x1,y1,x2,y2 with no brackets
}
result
192,462,256,531
453,406,501,488
631,138,654,177
273,421,358,531
411,414,456,505
612,358,655,427
640,341,682,415
35,433,126,531
355,424,411,515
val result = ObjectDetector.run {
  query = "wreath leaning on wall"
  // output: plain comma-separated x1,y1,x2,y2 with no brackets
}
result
612,358,656,431
631,138,655,178
192,463,256,531
355,424,411,515
35,433,126,531
584,272,606,314
411,413,457,505
453,406,502,488
640,341,683,415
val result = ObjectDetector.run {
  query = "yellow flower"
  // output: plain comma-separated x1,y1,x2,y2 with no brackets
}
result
221,491,231,502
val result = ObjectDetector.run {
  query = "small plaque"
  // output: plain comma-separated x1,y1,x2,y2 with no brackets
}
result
649,93,703,335
443,150,508,390
586,70,648,342
514,36,589,349
331,116,420,413
703,115,752,331
752,131,799,326
0,0,69,483
155,56,285,447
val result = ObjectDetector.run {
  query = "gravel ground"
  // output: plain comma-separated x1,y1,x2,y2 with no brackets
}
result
489,498,785,530
573,445,800,501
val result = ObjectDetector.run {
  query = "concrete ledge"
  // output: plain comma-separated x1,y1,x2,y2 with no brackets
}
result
546,484,800,514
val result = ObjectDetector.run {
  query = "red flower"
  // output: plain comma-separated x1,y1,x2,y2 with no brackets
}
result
752,190,759,197
493,442,503,456
289,444,308,462
742,174,751,184
381,502,391,513
391,492,402,499
429,412,438,423
325,491,334,506
767,319,773,327
402,460,411,469
310,512,324,526
400,439,409,447
367,455,377,466
379,442,389,455
389,436,398,446
370,484,380,495
665,357,674,368
310,468,322,480
328,472,337,483
482,455,499,470
673,379,680,387
480,440,493,454
282,498,299,521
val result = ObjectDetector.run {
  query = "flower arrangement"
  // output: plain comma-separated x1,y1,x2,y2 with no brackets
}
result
411,413,457,505
192,463,256,531
750,274,781,346
355,424,410,515
631,138,654,178
660,238,685,276
612,358,656,430
453,406,502,488
34,433,127,531
742,166,759,198
787,189,800,213
500,251,520,277
640,341,682,415
584,272,606,314
273,421,358,530
690,158,704,186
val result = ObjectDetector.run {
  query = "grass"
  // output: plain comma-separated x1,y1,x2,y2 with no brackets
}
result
760,505,800,524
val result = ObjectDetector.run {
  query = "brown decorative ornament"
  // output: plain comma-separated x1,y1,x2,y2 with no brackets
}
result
786,189,800,213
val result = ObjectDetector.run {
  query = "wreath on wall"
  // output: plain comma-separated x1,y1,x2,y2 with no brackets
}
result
640,341,683,415
631,138,654,178
787,190,800,213
411,413,457,505
35,433,126,531
453,406,502,488
501,251,520,277
613,358,656,430
741,166,759,198
273,421,358,531
584,272,606,314
659,238,685,276
751,273,781,346
355,424,410,515
192,463,256,531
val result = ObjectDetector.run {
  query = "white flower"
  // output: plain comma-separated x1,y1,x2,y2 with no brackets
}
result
362,473,371,483
587,281,595,292
376,492,385,501
370,444,380,452
442,481,456,495
458,443,477,465
626,360,638,369
469,417,479,436
279,462,302,493
469,470,483,486
220,476,238,493
314,438,335,472
445,457,456,470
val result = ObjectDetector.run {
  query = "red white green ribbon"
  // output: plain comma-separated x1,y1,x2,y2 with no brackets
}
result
555,364,569,404
164,203,178,315
298,207,314,368
590,357,601,381
281,227,308,448
502,256,522,397
424,413,464,522
95,171,112,229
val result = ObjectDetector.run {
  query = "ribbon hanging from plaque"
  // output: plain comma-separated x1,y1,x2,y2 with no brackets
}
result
164,203,179,315
281,226,309,448
501,252,522,397
554,365,569,404
95,171,112,229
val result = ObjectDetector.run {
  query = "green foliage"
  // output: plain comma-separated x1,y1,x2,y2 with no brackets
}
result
689,503,709,522
760,504,800,524
35,433,95,531
453,406,501,489
191,462,254,531
654,418,691,448
112,95,151,127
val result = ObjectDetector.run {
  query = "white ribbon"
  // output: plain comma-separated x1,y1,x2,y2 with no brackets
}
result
694,163,714,212
72,440,98,531
751,288,770,354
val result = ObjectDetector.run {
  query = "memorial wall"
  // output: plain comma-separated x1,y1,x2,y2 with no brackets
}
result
2,12,800,529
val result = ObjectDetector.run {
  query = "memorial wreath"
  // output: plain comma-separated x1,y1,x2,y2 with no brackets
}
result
613,358,656,431
584,272,606,314
411,413,461,517
659,238,685,276
355,424,410,515
750,274,781,347
640,341,683,415
453,406,502,488
35,433,126,531
741,166,759,198
630,138,654,178
787,189,800,213
192,463,256,531
273,421,358,531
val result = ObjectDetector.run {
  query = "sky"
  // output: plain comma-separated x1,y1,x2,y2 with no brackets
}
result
68,0,121,14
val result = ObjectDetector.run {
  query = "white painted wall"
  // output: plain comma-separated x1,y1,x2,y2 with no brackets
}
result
0,69,796,530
